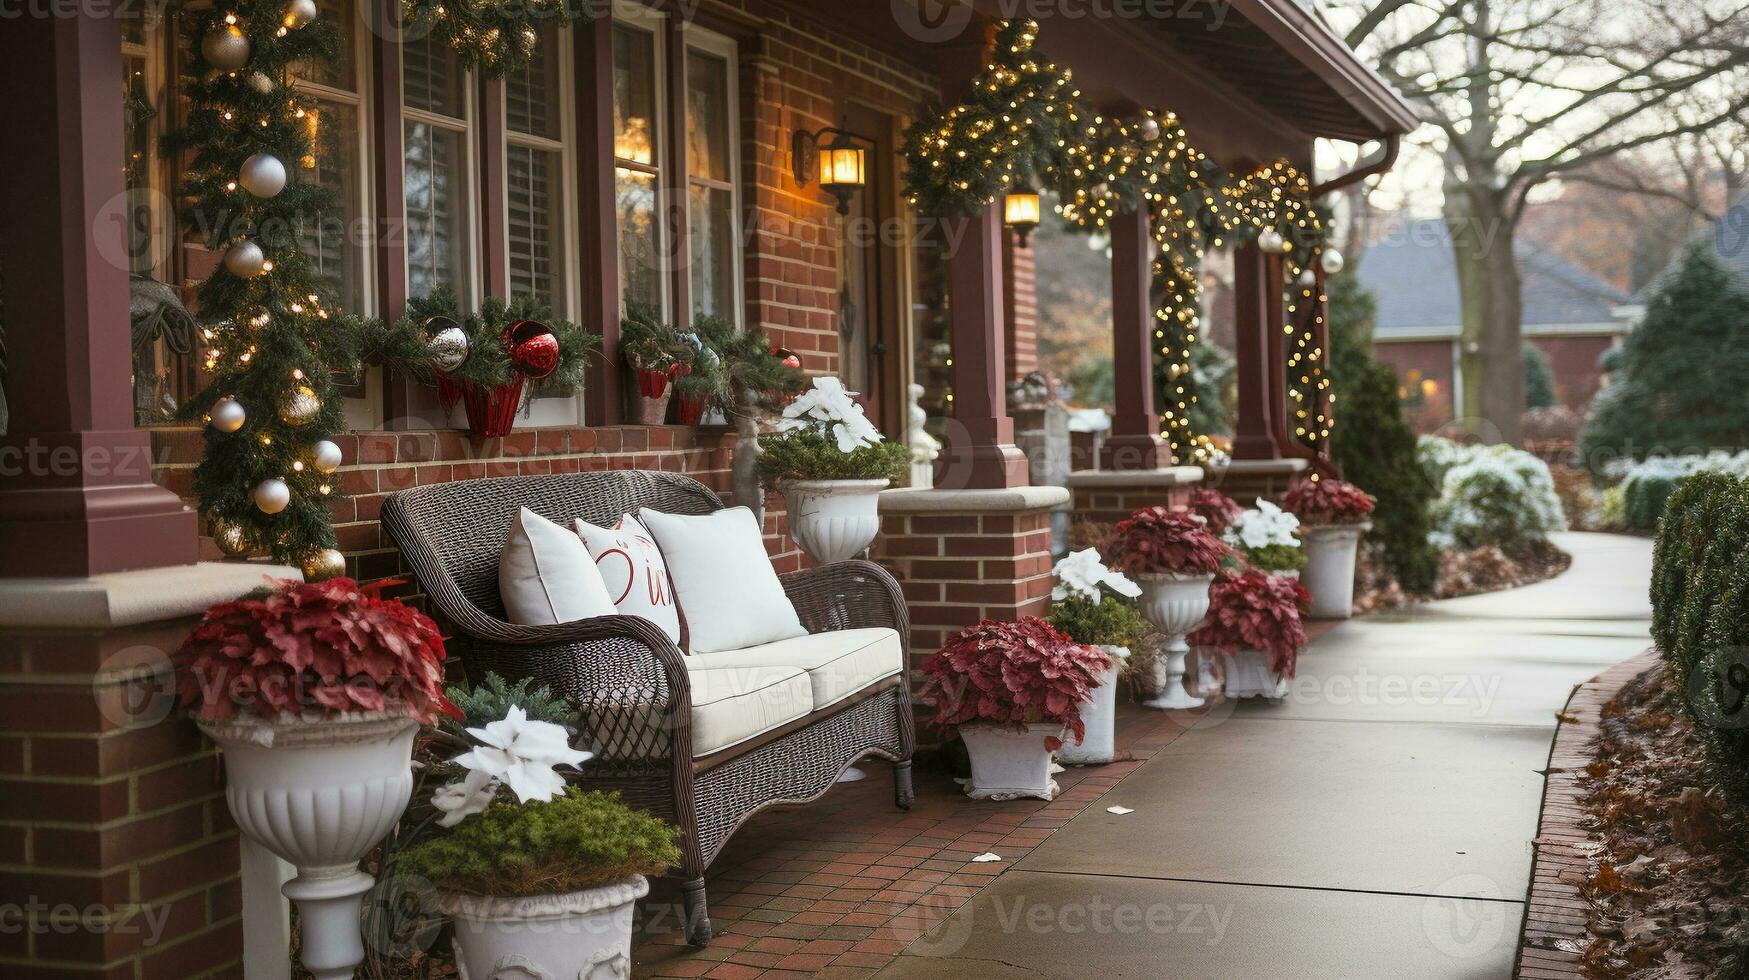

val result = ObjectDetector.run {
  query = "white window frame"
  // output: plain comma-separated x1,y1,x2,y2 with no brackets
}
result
402,40,481,309
499,28,581,320
611,4,670,323
682,26,743,328
121,21,173,280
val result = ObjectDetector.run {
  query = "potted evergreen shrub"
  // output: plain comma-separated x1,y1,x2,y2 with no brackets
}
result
620,302,694,424
1103,506,1229,710
918,618,1112,800
1282,477,1376,619
757,375,908,564
173,577,458,980
401,705,679,980
692,315,807,525
1046,548,1146,766
1224,498,1307,578
1191,569,1310,700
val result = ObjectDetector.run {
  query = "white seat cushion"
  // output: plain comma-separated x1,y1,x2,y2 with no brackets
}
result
688,628,904,711
687,664,814,757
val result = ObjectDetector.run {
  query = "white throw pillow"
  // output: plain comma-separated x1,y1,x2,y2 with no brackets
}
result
498,507,617,626
573,514,681,644
638,506,808,655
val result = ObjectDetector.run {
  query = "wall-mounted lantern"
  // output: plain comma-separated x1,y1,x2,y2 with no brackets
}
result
793,125,869,215
1004,189,1042,245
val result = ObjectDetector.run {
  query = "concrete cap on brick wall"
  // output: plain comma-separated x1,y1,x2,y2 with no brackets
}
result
0,561,303,629
1065,466,1205,489
877,486,1070,515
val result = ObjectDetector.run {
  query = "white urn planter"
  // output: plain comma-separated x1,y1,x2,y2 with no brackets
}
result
960,723,1063,800
438,876,647,980
780,478,889,564
1135,572,1215,710
198,713,418,980
1057,646,1127,766
1301,522,1370,620
1222,649,1290,700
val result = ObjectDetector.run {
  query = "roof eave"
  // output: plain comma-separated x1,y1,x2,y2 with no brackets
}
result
1229,0,1421,137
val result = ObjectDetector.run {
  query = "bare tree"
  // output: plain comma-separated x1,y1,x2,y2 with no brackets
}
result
1328,0,1749,443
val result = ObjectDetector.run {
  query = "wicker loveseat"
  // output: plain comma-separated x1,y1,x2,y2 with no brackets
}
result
381,470,915,946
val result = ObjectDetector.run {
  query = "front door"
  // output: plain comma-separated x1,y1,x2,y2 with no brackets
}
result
836,103,904,437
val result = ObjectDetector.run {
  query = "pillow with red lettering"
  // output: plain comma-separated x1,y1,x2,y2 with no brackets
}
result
573,514,681,644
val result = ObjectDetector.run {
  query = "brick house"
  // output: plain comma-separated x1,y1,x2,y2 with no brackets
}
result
0,2,1413,975
1356,217,1630,431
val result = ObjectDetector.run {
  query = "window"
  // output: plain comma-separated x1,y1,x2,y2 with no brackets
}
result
292,0,371,314
684,40,739,323
403,34,475,303
612,20,663,316
504,30,572,311
124,12,185,426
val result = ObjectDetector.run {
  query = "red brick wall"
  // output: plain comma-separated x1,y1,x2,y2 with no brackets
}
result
1528,335,1613,411
1005,236,1039,379
1371,339,1457,433
1070,484,1195,531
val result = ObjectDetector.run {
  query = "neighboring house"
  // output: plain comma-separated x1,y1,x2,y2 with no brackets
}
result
1355,218,1629,429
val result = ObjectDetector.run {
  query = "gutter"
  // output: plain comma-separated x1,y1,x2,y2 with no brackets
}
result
1310,133,1400,198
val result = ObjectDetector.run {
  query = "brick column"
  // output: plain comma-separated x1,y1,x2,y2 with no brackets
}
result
1100,207,1174,470
1230,239,1282,461
576,12,623,425
1003,235,1039,380
0,14,197,576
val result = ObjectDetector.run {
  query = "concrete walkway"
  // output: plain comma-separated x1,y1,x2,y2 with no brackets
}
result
875,532,1652,979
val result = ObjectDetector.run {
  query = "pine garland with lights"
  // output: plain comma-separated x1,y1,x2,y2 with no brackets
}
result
402,0,593,79
169,0,372,576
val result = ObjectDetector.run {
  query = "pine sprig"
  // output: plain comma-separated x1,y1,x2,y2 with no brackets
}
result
379,287,600,394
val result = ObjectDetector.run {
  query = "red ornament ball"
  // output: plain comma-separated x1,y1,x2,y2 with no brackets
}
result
505,320,560,379
771,346,802,370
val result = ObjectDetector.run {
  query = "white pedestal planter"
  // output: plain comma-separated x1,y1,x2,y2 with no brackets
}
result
438,876,647,980
1301,522,1369,620
1057,646,1127,766
1222,649,1290,700
780,479,889,564
1135,573,1214,710
199,713,418,980
959,723,1063,800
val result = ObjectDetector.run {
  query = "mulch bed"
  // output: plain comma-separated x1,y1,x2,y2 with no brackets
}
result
1517,653,1749,979
1355,539,1573,614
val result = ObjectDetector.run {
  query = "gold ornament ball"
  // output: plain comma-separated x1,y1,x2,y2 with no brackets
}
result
212,521,251,557
239,153,287,198
210,396,247,433
280,385,321,425
301,548,347,582
201,25,250,71
283,0,318,29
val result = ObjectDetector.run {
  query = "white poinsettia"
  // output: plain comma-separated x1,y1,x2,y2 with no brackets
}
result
431,768,498,828
1225,499,1301,552
779,375,885,453
1051,548,1141,604
452,705,593,806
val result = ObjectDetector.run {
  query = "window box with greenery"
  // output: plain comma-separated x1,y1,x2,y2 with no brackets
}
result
918,618,1113,800
1190,569,1311,700
1102,506,1230,711
620,302,696,424
1282,478,1376,619
173,577,458,980
1223,498,1307,578
1047,549,1145,765
401,703,679,980
757,375,908,565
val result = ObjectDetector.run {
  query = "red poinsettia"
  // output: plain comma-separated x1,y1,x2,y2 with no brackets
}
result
1282,478,1376,526
175,578,460,724
1103,506,1230,576
1180,488,1243,535
917,618,1112,748
1190,570,1311,678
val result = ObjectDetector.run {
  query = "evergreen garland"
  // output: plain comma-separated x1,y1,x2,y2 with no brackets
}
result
383,288,600,394
169,1,375,572
402,0,594,79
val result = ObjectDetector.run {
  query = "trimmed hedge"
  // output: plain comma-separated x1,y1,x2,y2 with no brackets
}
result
1651,472,1749,805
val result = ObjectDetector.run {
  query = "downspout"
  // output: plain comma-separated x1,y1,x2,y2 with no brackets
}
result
1309,132,1400,198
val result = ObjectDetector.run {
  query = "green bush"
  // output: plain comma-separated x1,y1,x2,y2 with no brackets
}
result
756,429,909,486
1611,452,1749,531
1523,343,1557,411
398,788,679,897
1237,543,1308,574
1326,271,1440,593
1650,473,1749,806
1580,244,1749,467
446,672,570,729
1047,594,1147,649
1419,437,1567,550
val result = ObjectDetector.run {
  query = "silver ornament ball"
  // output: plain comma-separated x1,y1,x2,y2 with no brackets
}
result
210,396,247,433
238,153,287,198
247,71,274,94
1319,248,1346,275
253,478,291,515
1257,229,1284,254
283,0,318,29
1139,116,1161,141
426,326,470,373
223,239,266,278
1297,267,1318,287
312,439,343,474
201,26,251,71
280,385,321,425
